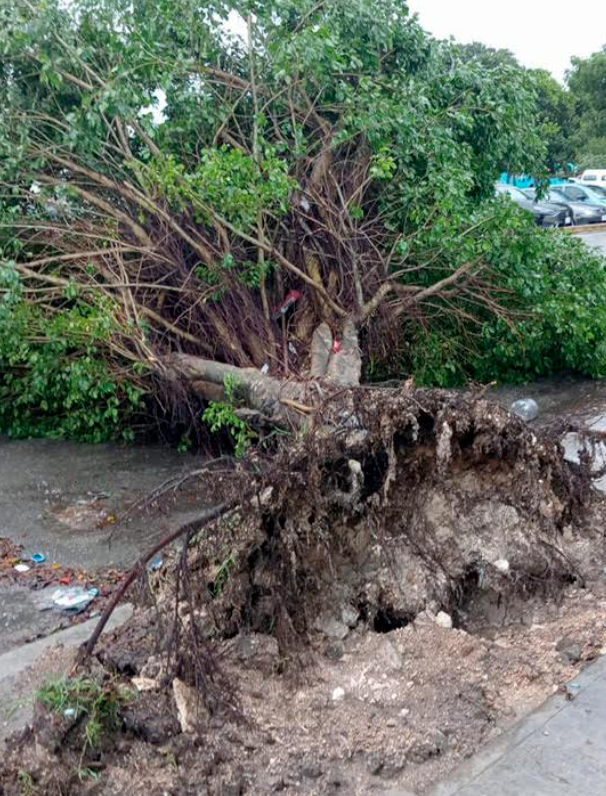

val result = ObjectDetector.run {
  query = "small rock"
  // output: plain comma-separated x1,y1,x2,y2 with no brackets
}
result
415,609,436,626
231,633,280,673
326,766,346,787
493,559,510,574
173,678,206,733
433,729,449,753
341,605,360,628
375,635,404,672
322,617,350,641
325,641,344,661
386,718,397,728
435,611,453,629
367,753,384,775
556,636,582,664
399,707,410,719
300,761,322,779
410,729,449,762
331,686,345,702
131,677,159,692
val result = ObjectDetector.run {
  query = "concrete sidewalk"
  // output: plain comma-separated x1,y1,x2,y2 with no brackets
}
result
428,653,606,796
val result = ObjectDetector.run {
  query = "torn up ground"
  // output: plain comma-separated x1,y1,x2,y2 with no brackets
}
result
2,388,606,796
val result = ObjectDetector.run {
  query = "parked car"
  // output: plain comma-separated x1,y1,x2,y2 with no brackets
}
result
495,184,569,228
578,182,606,199
522,188,603,226
551,183,606,212
580,169,606,184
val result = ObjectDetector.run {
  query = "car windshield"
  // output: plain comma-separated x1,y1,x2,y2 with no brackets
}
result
581,186,606,202
524,189,563,204
496,185,527,201
554,185,587,201
587,185,606,197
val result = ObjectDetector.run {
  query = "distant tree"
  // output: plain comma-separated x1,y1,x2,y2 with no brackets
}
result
567,48,606,168
528,69,576,174
450,41,520,70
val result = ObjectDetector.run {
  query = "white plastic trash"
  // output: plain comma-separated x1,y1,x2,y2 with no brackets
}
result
51,586,98,613
511,398,539,422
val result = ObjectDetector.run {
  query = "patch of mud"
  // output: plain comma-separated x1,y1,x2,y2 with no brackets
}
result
52,500,115,531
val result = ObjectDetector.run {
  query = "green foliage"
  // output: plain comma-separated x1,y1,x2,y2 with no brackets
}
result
0,0,605,432
134,147,294,231
202,375,255,457
37,676,132,750
529,69,576,174
406,202,606,386
568,49,606,167
213,551,236,596
480,232,606,382
0,264,144,442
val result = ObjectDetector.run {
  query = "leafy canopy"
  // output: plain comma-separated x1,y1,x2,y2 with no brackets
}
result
0,0,603,441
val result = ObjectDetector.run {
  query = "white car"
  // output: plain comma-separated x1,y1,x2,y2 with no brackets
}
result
580,169,606,184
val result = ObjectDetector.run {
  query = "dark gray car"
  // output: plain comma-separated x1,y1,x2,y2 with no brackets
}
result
551,184,606,221
495,184,569,228
522,188,603,226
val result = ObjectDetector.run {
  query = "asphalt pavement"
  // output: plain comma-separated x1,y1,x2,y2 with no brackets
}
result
581,230,606,255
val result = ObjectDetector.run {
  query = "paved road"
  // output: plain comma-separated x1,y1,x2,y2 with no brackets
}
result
581,230,606,255
0,436,201,570
0,437,204,653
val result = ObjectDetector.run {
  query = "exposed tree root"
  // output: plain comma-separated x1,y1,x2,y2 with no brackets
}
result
79,388,597,679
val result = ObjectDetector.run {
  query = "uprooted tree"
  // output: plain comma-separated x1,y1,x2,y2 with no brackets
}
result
0,0,567,437
2,1,606,732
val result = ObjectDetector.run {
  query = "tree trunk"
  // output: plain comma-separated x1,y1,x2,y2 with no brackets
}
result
168,322,362,428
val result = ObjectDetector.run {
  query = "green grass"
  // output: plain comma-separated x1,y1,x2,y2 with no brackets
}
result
36,676,132,750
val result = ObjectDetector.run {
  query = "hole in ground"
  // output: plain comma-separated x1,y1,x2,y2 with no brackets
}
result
373,606,413,633
450,565,580,636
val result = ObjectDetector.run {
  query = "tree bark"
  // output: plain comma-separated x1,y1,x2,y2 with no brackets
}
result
168,320,362,428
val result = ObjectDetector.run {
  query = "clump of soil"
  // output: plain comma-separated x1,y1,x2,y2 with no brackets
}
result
2,389,606,796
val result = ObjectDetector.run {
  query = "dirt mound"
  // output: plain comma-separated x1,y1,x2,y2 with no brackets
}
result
200,389,588,647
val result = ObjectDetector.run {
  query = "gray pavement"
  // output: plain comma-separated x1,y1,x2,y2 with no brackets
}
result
581,230,606,255
428,654,606,796
0,436,204,658
0,436,201,570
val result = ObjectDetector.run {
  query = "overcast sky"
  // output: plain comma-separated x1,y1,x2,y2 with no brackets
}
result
409,0,606,82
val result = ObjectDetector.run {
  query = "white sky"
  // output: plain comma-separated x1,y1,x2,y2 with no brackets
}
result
409,0,606,82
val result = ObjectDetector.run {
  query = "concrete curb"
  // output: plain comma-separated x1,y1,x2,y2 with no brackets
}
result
0,604,133,681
